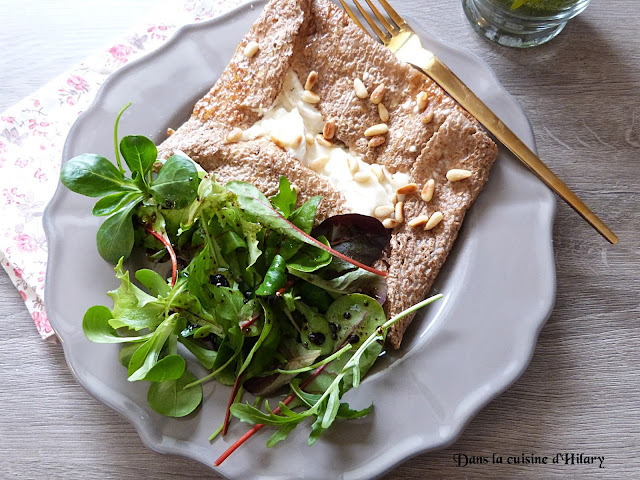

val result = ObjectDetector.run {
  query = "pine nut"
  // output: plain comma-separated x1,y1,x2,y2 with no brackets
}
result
382,218,399,229
370,83,385,104
408,215,430,228
167,127,175,136
446,169,472,182
244,41,259,58
354,78,368,99
316,134,333,148
416,91,429,111
368,135,386,148
305,71,318,91
347,156,359,174
364,124,388,137
421,179,435,202
362,71,371,82
421,106,434,124
374,205,395,218
302,90,321,104
305,133,315,146
354,171,373,183
226,127,243,143
323,121,336,140
408,145,417,153
424,211,444,231
395,201,404,223
378,103,389,122
309,156,329,172
396,183,418,195
371,164,385,182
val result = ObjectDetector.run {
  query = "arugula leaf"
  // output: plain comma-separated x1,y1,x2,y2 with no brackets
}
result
336,402,373,419
270,176,297,218
60,153,134,197
231,402,301,426
309,412,326,446
266,422,298,448
119,135,157,178
147,369,202,417
150,154,200,209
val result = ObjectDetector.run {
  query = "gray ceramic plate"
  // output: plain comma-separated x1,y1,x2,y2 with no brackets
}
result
43,2,556,478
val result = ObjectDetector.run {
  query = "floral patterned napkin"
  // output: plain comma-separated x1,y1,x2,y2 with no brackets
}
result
0,0,249,339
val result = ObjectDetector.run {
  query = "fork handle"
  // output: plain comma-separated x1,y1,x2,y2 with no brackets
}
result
419,57,618,244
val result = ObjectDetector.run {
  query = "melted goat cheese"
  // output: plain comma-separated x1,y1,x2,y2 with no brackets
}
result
242,70,410,216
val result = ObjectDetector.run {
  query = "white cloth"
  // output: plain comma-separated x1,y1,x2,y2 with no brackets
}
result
0,0,250,338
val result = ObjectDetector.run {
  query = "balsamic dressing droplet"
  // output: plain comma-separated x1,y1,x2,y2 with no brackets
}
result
347,334,360,344
308,332,326,345
343,312,351,320
209,274,230,287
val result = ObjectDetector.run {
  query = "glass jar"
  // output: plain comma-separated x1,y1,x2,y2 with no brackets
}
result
462,0,591,48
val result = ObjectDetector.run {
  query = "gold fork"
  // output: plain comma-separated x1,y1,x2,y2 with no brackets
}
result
339,0,618,244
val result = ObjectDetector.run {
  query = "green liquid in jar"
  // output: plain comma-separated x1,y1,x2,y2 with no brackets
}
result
501,0,580,13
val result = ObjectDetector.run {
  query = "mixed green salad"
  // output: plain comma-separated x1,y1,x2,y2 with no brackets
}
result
60,105,441,465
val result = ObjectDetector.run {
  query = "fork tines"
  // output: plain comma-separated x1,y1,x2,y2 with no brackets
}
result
339,0,410,44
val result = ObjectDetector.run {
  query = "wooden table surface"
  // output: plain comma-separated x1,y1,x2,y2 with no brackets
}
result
1,0,638,478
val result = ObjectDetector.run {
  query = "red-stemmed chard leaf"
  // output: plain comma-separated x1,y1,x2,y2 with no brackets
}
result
226,182,386,277
312,213,390,267
144,226,177,287
214,361,329,467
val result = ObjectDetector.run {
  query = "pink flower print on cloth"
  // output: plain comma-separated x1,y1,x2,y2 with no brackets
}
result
13,233,38,253
67,75,88,92
0,0,251,340
109,44,133,64
32,311,52,336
